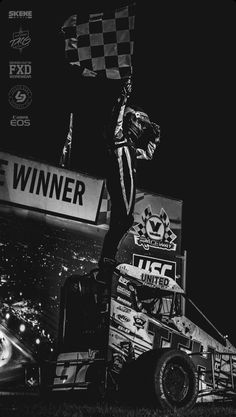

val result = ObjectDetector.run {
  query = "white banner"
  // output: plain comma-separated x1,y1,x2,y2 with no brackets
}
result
0,152,104,223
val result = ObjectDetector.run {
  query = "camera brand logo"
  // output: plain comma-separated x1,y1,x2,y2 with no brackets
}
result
10,28,31,52
8,85,32,110
10,115,31,127
8,11,32,19
9,62,32,78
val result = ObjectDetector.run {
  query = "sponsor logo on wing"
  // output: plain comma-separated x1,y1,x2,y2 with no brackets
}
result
118,276,129,286
117,314,130,324
117,297,131,306
118,325,131,334
133,316,146,330
117,305,131,314
141,273,170,288
117,285,131,297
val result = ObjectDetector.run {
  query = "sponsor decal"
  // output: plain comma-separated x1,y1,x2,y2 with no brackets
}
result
8,11,32,19
110,330,125,342
117,314,130,323
10,28,31,52
118,264,129,275
116,297,131,307
10,115,31,127
118,325,130,334
117,286,131,297
140,273,170,288
133,254,176,279
8,85,32,110
117,305,131,314
147,320,217,386
133,316,146,330
88,349,98,359
9,62,32,79
118,276,129,286
133,205,177,251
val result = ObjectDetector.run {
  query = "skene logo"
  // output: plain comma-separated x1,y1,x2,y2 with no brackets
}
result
133,205,177,251
8,11,32,19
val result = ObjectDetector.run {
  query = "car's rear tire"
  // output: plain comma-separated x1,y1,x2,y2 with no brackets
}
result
119,348,198,412
152,349,199,412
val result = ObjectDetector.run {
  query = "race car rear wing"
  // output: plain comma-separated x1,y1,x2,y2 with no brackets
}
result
116,263,184,294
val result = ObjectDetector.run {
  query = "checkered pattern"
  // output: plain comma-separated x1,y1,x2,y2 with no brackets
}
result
160,208,177,243
97,182,112,225
164,228,176,243
160,208,170,227
142,205,152,224
134,222,146,237
133,206,177,245
97,186,145,226
133,204,152,236
62,3,136,79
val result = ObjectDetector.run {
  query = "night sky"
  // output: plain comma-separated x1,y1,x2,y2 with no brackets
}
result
1,0,236,345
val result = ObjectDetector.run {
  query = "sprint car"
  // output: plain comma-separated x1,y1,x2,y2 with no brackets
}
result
50,263,236,412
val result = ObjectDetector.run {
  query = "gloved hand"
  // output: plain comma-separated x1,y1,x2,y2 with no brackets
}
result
120,77,132,99
149,122,161,143
136,141,156,160
136,122,161,160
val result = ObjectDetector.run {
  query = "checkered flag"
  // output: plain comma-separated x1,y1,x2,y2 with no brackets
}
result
62,3,136,79
133,222,146,237
160,208,170,228
133,205,152,236
142,205,152,224
59,112,73,169
160,208,177,243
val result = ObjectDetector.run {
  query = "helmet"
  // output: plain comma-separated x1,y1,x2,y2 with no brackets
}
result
123,106,151,143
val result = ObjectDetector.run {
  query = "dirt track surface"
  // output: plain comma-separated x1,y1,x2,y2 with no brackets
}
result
0,395,236,417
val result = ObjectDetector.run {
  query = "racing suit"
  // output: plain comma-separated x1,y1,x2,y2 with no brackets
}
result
97,78,160,283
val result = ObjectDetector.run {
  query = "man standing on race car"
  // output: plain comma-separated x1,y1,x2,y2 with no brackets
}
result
96,77,161,285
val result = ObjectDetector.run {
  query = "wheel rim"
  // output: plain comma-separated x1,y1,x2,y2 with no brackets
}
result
162,361,190,403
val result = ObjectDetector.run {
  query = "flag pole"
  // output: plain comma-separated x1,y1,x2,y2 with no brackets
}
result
59,112,73,169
